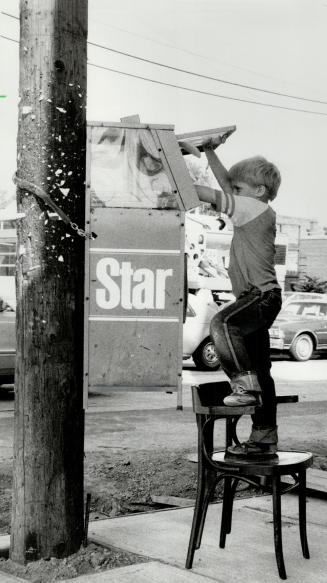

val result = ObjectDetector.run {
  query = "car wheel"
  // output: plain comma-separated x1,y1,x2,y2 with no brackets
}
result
290,334,314,361
192,338,220,371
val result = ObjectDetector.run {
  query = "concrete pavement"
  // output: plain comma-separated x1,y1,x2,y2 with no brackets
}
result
80,491,327,583
2,491,326,582
0,495,326,582
0,574,25,583
62,562,212,583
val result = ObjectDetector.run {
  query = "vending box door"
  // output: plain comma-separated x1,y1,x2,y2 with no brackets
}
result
86,208,184,389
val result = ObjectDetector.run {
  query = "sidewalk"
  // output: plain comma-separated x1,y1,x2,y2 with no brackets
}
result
84,493,327,583
1,484,326,582
40,490,326,583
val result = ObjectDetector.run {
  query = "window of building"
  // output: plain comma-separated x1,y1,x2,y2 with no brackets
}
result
0,242,16,276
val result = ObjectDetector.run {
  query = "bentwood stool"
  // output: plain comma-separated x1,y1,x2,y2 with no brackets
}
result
185,381,313,580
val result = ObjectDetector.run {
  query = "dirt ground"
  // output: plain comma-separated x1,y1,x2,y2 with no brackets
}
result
0,446,327,582
0,542,147,582
0,446,265,582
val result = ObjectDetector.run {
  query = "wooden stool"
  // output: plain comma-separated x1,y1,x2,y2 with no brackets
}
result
186,382,313,580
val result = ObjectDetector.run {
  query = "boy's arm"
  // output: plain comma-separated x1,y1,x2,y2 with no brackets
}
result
204,148,233,195
201,134,233,195
194,185,218,206
195,185,234,217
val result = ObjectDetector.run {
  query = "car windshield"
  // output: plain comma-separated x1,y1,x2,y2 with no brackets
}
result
283,302,327,318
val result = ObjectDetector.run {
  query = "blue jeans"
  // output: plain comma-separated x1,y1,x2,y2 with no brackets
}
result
210,287,282,427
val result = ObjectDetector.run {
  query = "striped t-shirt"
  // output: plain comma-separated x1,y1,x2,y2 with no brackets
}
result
215,191,281,298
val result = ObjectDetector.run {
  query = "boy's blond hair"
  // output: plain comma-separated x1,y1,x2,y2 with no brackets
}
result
228,156,281,201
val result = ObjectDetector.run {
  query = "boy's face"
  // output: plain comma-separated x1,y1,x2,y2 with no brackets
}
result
232,180,266,200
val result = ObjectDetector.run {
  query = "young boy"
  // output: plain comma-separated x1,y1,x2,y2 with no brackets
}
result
195,136,282,458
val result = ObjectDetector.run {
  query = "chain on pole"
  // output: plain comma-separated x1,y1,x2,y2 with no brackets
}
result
13,173,96,239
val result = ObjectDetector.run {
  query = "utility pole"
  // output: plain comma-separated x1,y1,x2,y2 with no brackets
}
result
11,0,88,562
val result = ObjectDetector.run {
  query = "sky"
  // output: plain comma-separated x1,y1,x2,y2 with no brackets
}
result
0,0,327,222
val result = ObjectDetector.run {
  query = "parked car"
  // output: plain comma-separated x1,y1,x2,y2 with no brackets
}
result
282,291,327,307
269,296,327,361
183,291,221,370
0,293,15,386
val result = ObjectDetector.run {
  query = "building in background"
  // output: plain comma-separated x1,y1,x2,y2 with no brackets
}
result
0,201,18,304
276,215,327,288
299,236,327,281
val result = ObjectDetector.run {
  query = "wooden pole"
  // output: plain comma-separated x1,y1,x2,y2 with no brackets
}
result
11,0,88,562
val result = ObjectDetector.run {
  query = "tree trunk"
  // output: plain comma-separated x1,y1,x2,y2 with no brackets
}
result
11,0,88,562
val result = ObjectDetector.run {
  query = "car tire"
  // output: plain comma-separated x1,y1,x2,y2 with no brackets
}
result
290,334,314,361
192,338,220,371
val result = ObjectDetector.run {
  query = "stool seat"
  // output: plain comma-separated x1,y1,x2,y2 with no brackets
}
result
211,450,313,476
186,382,313,580
191,380,257,416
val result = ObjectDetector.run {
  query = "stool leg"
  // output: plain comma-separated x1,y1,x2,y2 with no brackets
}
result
186,414,215,569
272,475,287,580
220,476,232,548
219,476,240,548
298,471,310,559
195,417,216,550
225,418,233,449
195,470,217,549
227,477,239,534
186,463,207,568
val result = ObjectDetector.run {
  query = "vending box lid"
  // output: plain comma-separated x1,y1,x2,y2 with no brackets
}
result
176,125,236,155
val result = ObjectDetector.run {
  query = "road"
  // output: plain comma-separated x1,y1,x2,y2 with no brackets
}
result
1,357,327,413
182,356,327,403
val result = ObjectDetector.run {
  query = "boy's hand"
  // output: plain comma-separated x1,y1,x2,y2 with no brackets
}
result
202,130,233,150
177,140,201,158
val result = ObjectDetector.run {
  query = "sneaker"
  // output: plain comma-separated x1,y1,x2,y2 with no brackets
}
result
230,371,261,393
223,387,259,407
226,441,278,459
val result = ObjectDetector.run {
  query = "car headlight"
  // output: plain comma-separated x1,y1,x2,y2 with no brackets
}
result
269,327,285,339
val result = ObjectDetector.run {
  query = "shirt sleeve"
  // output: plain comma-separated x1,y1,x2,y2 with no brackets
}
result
215,192,268,226
215,190,235,217
231,197,268,226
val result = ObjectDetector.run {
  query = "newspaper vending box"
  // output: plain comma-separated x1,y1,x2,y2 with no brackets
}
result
84,120,200,395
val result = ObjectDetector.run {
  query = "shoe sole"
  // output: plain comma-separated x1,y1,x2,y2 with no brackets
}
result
223,394,262,407
225,451,278,460
223,399,258,406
